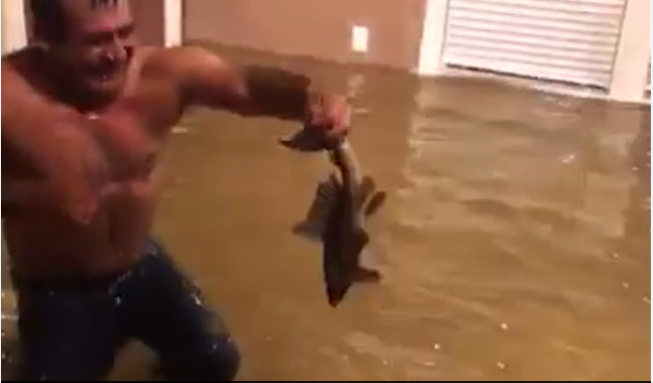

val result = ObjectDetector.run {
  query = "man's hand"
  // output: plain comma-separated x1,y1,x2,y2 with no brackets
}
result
304,93,351,148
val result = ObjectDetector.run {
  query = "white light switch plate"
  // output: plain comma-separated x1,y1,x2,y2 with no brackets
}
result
351,25,369,53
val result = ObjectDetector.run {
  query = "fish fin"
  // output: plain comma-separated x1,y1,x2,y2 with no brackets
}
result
364,191,387,217
291,174,340,241
361,176,377,193
291,221,323,242
360,241,388,265
327,172,341,188
280,130,324,152
354,266,382,283
356,176,376,207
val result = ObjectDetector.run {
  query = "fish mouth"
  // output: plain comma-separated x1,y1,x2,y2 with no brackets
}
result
279,130,325,152
326,263,382,307
327,285,346,307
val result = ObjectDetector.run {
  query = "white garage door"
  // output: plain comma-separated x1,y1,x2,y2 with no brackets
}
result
442,0,628,89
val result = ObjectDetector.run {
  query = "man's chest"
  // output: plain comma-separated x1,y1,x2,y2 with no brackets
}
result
83,108,159,181
81,75,183,181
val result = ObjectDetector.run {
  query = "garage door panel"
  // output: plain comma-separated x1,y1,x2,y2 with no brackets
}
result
443,0,627,88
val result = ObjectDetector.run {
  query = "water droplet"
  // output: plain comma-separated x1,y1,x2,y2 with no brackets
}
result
643,297,650,305
211,343,218,351
561,154,575,164
622,282,630,289
433,343,441,351
611,252,620,259
342,354,349,362
172,126,189,134
563,343,581,353
496,361,506,370
352,107,371,115
1,314,18,321
632,166,640,171
47,291,55,297
192,294,202,306
500,323,509,331
382,359,389,366
413,358,435,367
114,296,122,306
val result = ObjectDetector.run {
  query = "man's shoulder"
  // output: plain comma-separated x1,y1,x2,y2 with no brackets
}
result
141,45,219,62
1,47,70,121
1,47,42,104
1,47,36,79
140,45,227,78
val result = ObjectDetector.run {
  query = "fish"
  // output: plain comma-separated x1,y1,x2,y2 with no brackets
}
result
281,130,386,307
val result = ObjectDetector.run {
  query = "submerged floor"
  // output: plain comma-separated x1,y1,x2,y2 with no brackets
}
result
3,44,651,380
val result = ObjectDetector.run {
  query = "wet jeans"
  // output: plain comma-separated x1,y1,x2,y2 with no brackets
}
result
12,239,240,381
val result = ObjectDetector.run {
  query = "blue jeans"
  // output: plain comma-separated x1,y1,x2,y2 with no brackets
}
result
12,239,240,381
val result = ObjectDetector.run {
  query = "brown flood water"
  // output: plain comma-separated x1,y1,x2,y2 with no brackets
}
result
3,44,651,381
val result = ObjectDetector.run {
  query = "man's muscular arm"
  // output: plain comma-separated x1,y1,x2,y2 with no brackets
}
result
147,46,349,142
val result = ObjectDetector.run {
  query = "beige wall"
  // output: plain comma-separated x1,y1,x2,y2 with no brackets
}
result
609,0,651,103
183,0,426,71
1,0,27,54
130,0,165,46
5,0,649,103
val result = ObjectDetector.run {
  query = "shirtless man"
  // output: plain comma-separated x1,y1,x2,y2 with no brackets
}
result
2,0,350,380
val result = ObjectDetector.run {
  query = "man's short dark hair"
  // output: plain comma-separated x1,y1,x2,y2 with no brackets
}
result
29,0,120,43
29,0,67,42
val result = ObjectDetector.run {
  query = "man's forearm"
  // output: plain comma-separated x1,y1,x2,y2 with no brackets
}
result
237,65,316,120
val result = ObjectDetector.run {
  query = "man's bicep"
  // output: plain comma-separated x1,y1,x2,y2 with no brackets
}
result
159,47,313,120
164,47,249,111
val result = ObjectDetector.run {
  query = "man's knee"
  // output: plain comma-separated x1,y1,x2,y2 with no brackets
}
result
161,336,241,381
207,335,241,381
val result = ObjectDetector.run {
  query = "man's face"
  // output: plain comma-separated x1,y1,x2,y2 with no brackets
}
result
51,0,136,101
